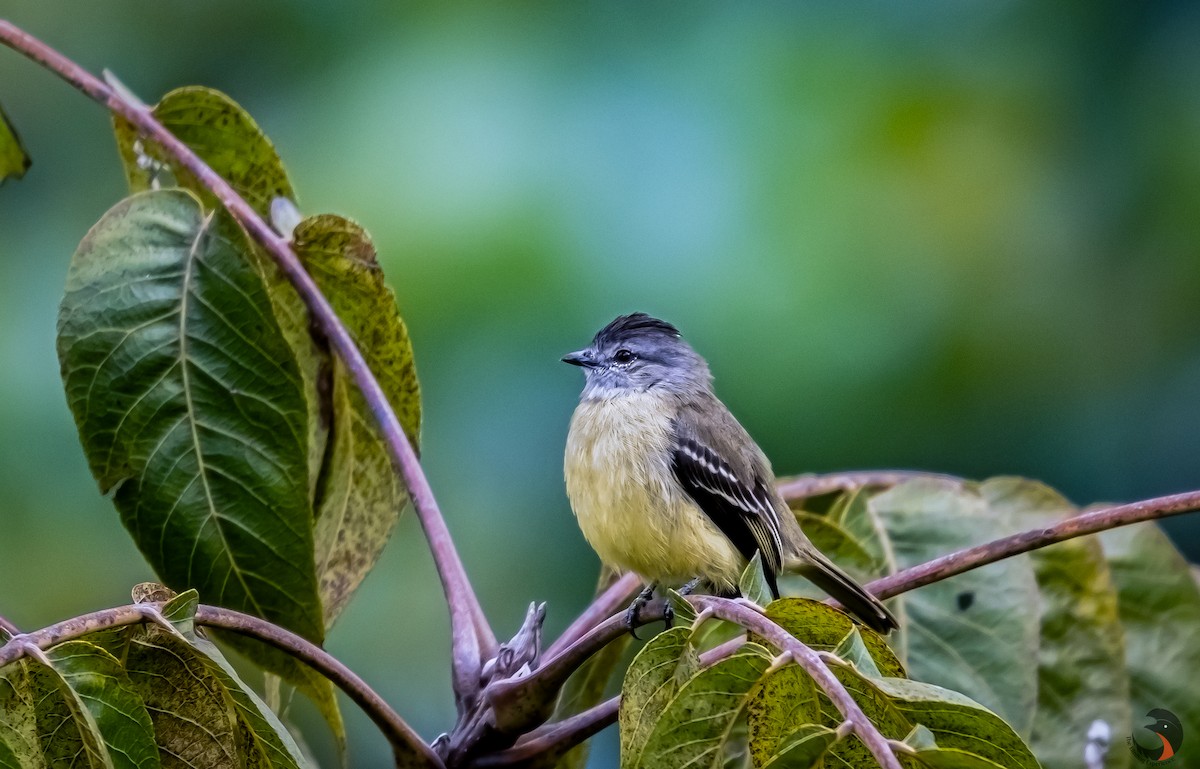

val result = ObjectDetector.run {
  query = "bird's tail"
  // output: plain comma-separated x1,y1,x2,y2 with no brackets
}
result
788,548,897,634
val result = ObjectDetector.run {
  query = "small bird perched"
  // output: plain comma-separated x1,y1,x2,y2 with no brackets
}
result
562,313,896,633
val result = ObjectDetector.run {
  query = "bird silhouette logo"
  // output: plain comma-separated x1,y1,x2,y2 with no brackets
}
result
1128,709,1183,764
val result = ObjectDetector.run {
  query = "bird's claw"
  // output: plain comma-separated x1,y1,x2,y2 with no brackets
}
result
626,584,657,640
626,602,643,640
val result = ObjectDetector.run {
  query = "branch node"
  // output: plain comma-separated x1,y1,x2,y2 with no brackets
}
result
766,650,794,674
689,607,714,631
817,650,846,667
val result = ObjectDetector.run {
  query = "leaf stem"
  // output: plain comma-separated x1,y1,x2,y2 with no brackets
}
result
867,487,1200,600
0,602,444,768
0,19,496,703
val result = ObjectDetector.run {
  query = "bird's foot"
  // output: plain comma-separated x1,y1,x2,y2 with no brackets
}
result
659,578,702,630
677,577,702,597
626,584,657,640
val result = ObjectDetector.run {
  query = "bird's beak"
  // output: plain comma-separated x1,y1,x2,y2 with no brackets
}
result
561,349,596,368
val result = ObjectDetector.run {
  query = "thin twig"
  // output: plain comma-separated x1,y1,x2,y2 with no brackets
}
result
0,20,495,703
196,605,443,768
776,470,960,502
545,572,641,659
486,607,649,730
0,613,19,637
0,605,155,667
867,488,1200,600
472,696,620,768
0,602,443,768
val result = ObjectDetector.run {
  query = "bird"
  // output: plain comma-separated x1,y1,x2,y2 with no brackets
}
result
562,312,897,634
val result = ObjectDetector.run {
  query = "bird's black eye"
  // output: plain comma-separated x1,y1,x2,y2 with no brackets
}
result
613,349,635,364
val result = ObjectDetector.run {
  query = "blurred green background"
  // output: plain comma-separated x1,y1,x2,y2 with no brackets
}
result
2,2,1198,766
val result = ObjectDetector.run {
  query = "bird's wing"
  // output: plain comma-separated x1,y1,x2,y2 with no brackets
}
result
670,409,785,593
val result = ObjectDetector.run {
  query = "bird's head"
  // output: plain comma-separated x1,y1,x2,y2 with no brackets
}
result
562,313,710,399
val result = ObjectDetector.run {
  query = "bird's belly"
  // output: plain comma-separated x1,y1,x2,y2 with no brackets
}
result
564,395,743,590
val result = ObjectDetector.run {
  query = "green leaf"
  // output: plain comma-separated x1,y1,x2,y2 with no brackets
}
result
620,627,699,767
634,644,772,769
981,478,1131,769
1101,522,1200,757
762,598,904,678
110,625,241,768
161,590,201,636
867,480,1040,736
867,676,1040,769
905,724,939,751
739,552,773,608
31,655,112,769
292,214,421,626
0,661,43,769
904,721,1028,769
793,512,882,577
833,627,884,679
57,189,323,646
40,641,160,769
910,750,1020,769
253,246,329,512
157,590,309,769
113,87,294,218
111,86,329,516
826,486,888,568
194,637,310,769
759,724,839,769
666,589,699,626
0,735,22,769
746,657,821,767
0,104,31,184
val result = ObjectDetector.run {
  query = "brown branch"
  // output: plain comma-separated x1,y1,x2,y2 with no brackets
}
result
0,602,443,768
777,470,960,502
0,613,19,637
195,605,443,768
545,572,641,659
691,596,902,769
471,695,619,768
0,19,495,703
0,604,155,667
867,487,1200,600
485,605,649,736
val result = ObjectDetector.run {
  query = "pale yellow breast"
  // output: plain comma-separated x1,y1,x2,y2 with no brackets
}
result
564,391,743,590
